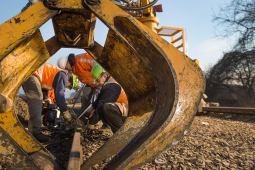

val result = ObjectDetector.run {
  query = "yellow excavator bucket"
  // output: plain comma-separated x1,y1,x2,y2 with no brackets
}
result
0,0,205,169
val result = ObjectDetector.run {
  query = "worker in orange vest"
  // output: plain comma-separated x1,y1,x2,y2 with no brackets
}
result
42,89,56,107
22,62,79,142
84,64,128,133
57,53,101,113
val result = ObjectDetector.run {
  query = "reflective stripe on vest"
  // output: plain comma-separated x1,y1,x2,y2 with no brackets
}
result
79,58,93,63
104,78,128,117
36,63,67,90
79,58,98,82
72,54,98,87
79,57,98,67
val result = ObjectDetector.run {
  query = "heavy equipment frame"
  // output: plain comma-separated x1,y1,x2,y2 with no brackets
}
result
0,0,205,169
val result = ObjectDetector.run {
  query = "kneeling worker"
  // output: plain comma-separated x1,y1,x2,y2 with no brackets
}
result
22,62,79,142
85,64,128,133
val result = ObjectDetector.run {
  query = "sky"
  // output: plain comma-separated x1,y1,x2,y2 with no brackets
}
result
0,0,234,97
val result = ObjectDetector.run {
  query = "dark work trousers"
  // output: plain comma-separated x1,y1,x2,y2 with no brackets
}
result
102,103,127,133
22,75,43,135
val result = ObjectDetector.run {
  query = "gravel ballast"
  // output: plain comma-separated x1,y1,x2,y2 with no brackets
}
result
9,97,255,170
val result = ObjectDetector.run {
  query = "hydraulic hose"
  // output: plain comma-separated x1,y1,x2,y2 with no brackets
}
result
117,0,158,11
120,0,132,4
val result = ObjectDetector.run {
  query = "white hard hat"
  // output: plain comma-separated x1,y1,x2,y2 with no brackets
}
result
57,57,68,69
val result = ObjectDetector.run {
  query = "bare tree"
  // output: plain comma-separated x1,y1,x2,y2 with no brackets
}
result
206,49,255,106
213,0,255,50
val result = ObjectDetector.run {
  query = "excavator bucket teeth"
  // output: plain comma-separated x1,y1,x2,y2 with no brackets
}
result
81,0,205,169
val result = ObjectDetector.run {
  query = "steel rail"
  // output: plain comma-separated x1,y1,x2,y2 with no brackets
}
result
202,106,255,115
67,130,82,170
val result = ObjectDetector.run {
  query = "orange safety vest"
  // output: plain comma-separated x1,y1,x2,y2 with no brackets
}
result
72,53,98,87
105,77,129,117
34,62,68,90
47,89,56,103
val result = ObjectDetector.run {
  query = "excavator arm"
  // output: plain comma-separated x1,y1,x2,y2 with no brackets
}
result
0,0,205,169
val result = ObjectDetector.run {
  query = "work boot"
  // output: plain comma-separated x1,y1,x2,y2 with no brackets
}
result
33,133,50,143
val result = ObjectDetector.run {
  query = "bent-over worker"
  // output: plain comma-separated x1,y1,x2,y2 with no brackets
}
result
57,53,101,112
22,62,79,142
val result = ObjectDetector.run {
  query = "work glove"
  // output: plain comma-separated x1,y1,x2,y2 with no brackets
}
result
62,110,72,121
43,98,52,107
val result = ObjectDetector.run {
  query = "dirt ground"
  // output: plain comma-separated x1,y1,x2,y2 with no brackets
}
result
9,97,255,170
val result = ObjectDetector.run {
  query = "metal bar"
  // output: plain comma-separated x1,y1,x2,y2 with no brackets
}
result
158,30,181,37
67,131,81,170
70,84,86,113
84,41,104,61
158,26,184,32
202,107,255,115
171,36,182,44
181,29,185,54
45,35,63,56
69,104,91,129
176,43,183,49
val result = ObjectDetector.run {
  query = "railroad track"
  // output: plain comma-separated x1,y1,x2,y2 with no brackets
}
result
64,120,84,170
202,106,255,115
67,130,83,170
65,106,255,170
64,106,255,170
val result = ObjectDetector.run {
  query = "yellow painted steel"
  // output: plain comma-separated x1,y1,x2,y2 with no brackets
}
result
0,1,57,60
0,126,40,169
46,0,84,9
194,59,200,66
137,16,159,33
81,0,204,169
0,30,51,153
0,23,61,168
0,109,42,153
121,22,203,169
0,0,205,169
141,0,153,15
0,0,59,154
157,26,186,54
136,0,159,33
